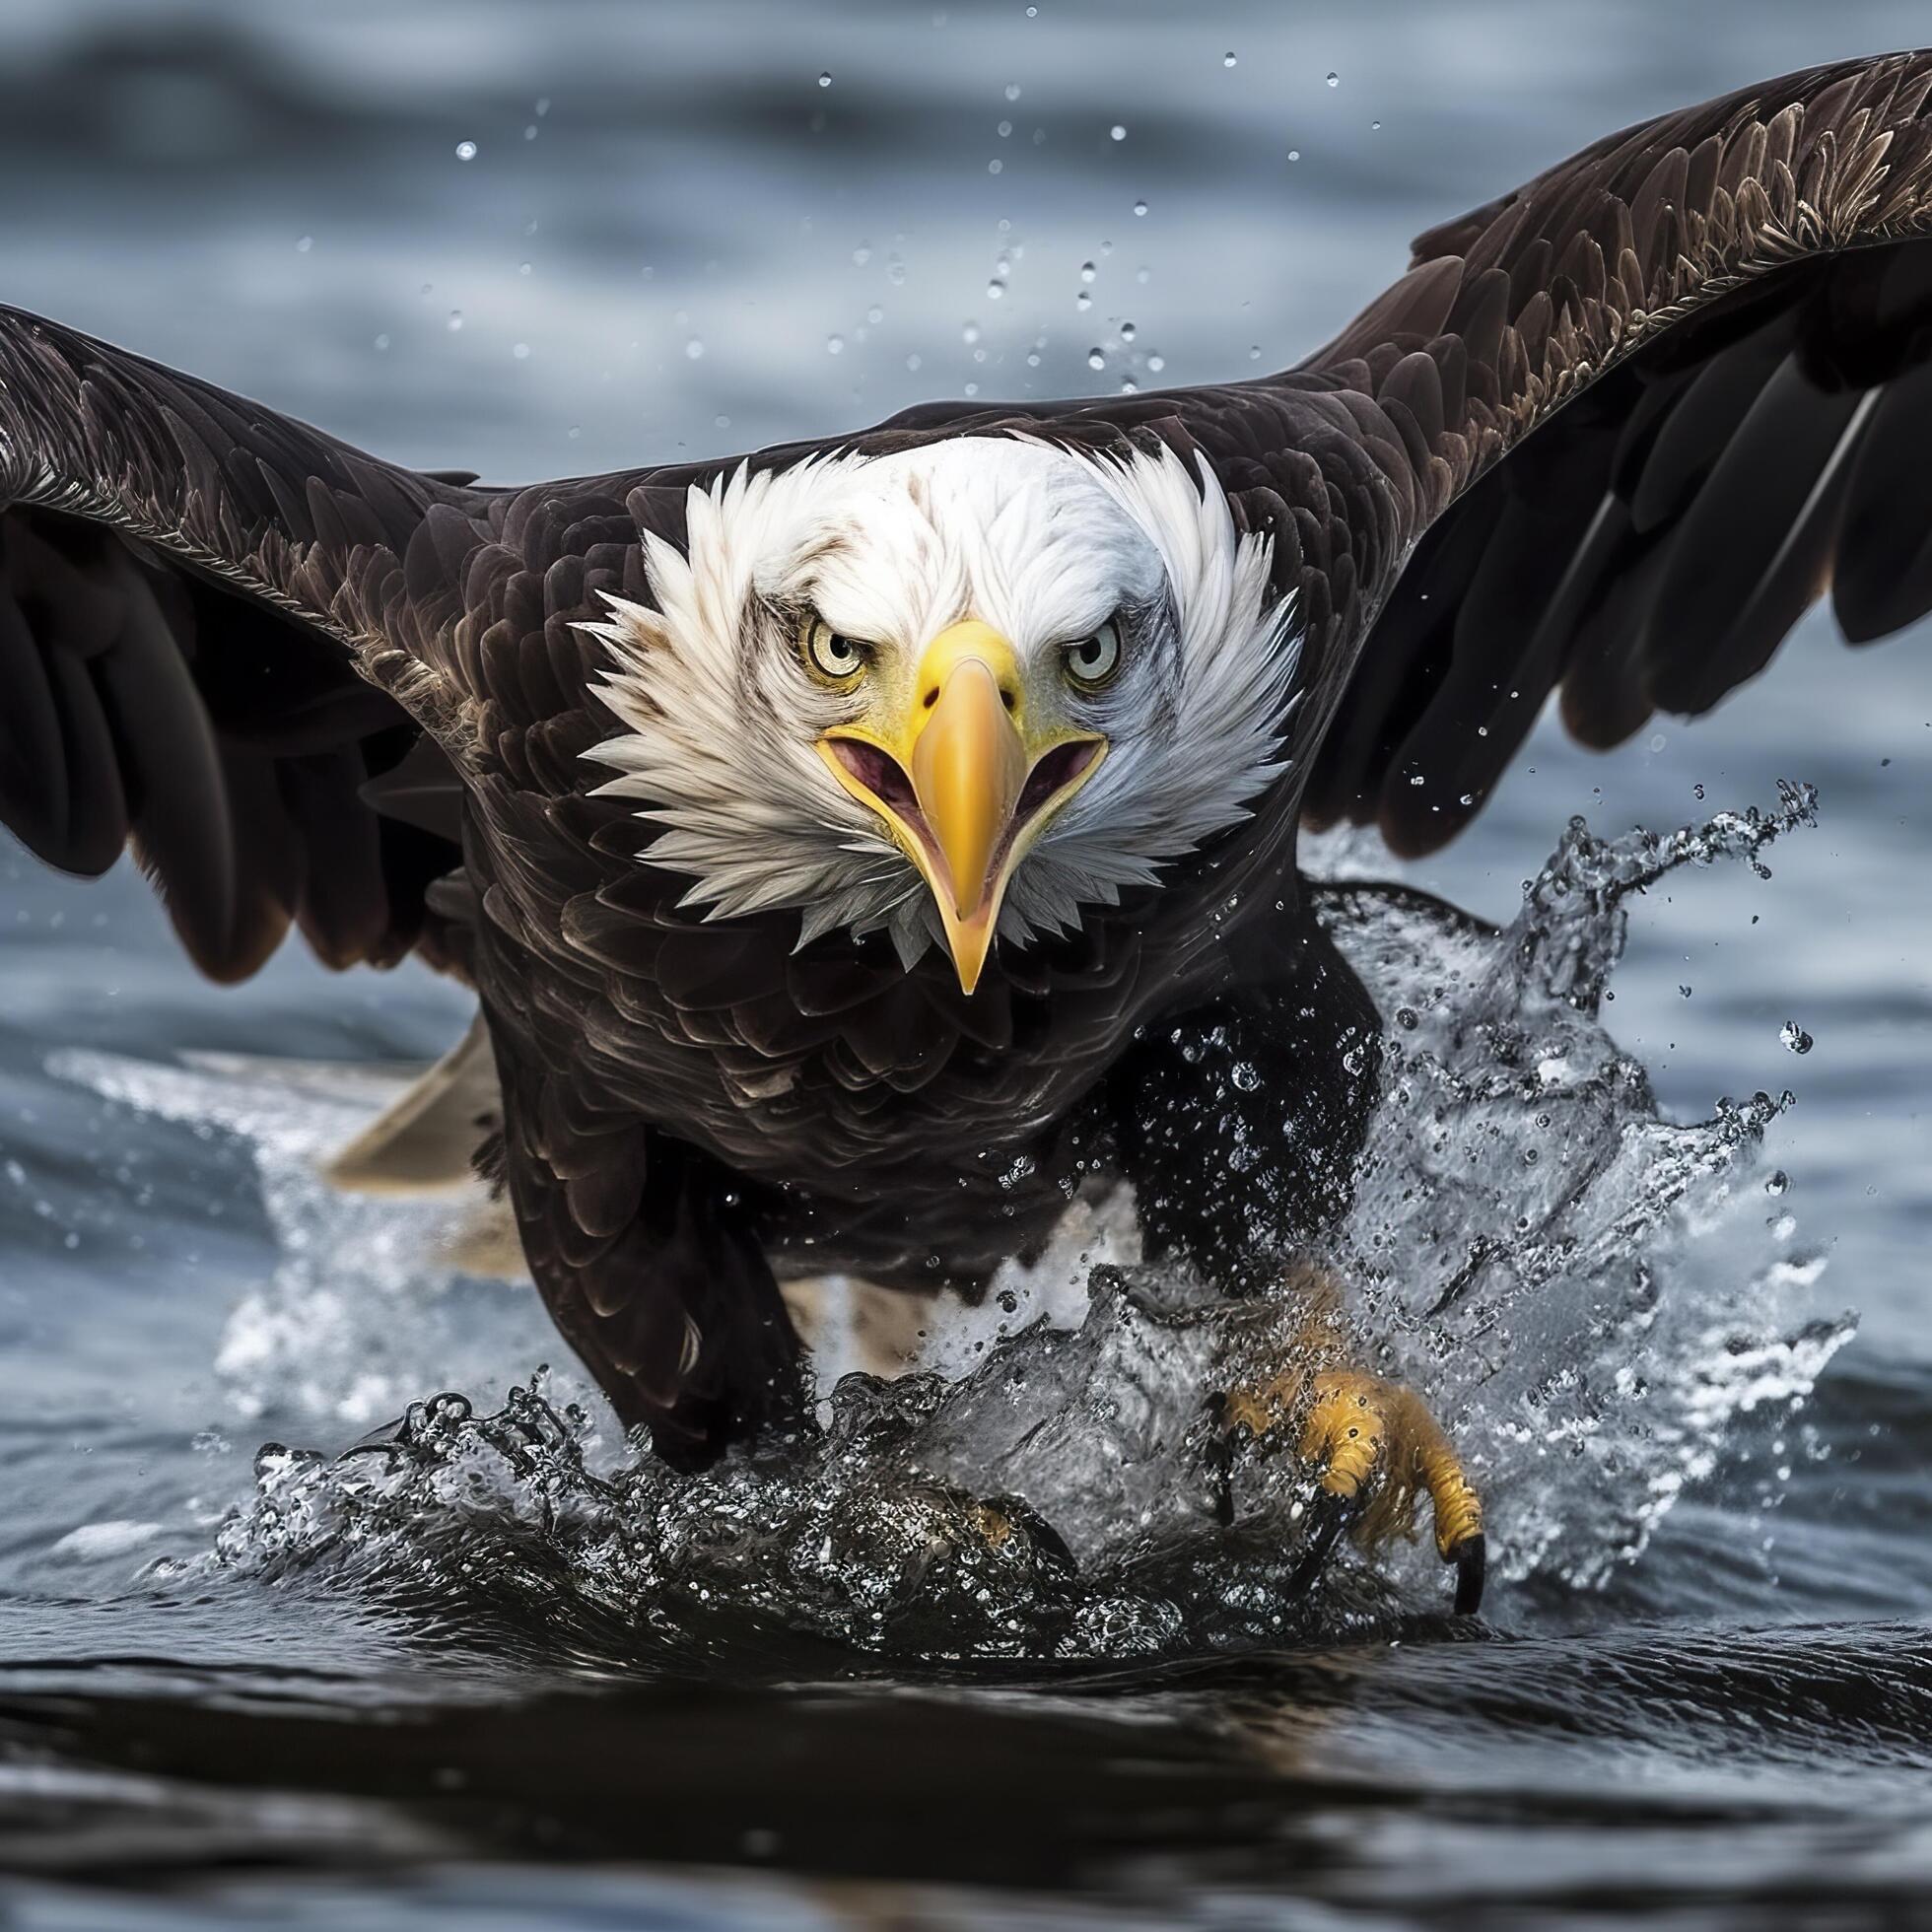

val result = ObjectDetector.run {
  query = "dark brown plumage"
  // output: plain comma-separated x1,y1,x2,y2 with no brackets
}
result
5,51,1932,1464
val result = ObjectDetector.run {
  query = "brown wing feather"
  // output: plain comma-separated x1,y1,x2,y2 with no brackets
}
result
1280,50,1932,854
0,309,486,977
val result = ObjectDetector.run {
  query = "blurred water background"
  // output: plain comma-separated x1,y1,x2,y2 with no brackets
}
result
1,2,1930,1925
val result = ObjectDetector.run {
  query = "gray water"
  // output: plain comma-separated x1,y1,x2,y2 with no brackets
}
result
2,3,1931,1926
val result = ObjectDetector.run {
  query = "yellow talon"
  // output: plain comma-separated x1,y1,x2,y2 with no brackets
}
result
965,1498,1015,1551
1299,1375,1386,1502
1294,1367,1484,1562
1212,1270,1487,1613
1418,1429,1485,1558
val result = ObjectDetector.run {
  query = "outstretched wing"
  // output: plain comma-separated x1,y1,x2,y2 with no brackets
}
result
0,307,490,977
1282,51,1932,854
0,305,813,1454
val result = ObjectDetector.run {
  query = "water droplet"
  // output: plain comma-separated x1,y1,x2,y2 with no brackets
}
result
867,306,883,324
1119,320,1136,342
1110,123,1127,141
1765,1171,1790,1197
1132,199,1147,217
1326,70,1340,87
1146,353,1165,373
988,159,1002,174
987,279,1005,299
1087,347,1106,370
1079,260,1097,283
1287,149,1301,163
998,119,1012,138
685,338,705,360
906,352,923,371
446,310,463,331
512,341,530,360
1004,83,1022,102
1779,1021,1814,1056
373,333,390,351
1119,376,1138,392
818,71,833,88
295,235,312,253
1371,120,1382,131
826,334,845,355
1223,51,1237,67
962,320,981,344
518,260,532,276
1395,1006,1419,1031
454,140,477,161
1248,344,1262,359
1074,291,1091,310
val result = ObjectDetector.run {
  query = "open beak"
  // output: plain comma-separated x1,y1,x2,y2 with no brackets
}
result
818,620,1106,994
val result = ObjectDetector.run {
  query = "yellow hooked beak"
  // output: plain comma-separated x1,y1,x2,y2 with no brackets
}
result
817,620,1107,994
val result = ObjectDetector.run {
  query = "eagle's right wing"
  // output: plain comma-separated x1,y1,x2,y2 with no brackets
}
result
1291,51,1932,854
0,306,492,978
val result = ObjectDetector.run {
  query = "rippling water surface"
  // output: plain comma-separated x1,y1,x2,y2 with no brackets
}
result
2,3,1930,1925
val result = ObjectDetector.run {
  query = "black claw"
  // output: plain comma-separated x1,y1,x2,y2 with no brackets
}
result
1207,1437,1235,1528
996,1494,1078,1577
1449,1532,1486,1616
1285,1488,1358,1599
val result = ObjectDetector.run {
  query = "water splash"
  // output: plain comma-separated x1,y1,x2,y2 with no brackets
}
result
44,1050,554,1425
1309,781,1848,1593
88,792,1856,1661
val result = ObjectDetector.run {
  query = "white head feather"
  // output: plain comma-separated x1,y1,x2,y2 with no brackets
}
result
583,437,1299,969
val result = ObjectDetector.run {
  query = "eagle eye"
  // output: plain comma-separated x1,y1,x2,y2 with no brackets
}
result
802,615,868,685
1063,618,1123,689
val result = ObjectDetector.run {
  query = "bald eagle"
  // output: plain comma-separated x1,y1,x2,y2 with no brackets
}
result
7,53,1932,1613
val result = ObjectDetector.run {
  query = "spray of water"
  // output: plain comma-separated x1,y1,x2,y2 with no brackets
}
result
68,789,1852,1663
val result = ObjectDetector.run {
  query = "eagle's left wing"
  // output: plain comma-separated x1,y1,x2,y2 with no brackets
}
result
1175,50,1932,857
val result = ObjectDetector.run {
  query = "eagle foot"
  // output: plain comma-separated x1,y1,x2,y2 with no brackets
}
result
1211,1358,1485,1616
960,1493,1076,1570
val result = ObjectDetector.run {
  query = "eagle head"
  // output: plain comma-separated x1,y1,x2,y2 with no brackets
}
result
586,437,1298,992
